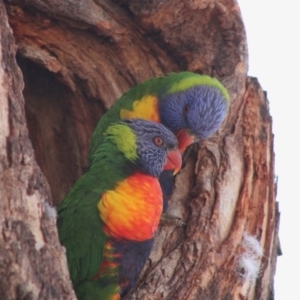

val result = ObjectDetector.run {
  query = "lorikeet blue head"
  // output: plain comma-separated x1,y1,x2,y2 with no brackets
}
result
158,74,230,152
123,119,182,177
107,119,181,178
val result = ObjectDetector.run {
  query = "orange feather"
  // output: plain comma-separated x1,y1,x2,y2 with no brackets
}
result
98,172,163,241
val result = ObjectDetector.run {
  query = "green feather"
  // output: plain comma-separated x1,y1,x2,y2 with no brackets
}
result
104,123,137,161
75,280,119,300
167,73,229,100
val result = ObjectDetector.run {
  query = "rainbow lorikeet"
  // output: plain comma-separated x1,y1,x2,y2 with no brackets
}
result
89,72,230,211
57,119,182,300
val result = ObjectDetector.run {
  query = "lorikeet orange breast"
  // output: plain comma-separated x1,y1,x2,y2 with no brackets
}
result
57,119,181,299
100,172,162,241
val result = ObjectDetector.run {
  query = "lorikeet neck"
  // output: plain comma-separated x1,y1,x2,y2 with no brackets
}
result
87,136,137,192
98,172,163,241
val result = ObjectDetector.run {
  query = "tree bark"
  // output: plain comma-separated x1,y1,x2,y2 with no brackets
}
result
0,2,76,299
0,0,279,299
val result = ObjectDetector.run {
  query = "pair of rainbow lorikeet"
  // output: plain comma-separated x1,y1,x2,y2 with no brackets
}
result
57,72,230,299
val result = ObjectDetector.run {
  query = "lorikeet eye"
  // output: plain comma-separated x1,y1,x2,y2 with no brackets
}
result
183,104,190,115
153,136,164,146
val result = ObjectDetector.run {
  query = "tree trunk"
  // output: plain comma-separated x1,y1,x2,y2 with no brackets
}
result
0,0,279,299
0,2,76,299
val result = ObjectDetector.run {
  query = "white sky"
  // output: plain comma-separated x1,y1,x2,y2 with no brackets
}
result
238,1,299,299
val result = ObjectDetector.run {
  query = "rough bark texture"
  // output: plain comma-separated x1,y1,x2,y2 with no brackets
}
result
0,0,279,299
0,2,76,299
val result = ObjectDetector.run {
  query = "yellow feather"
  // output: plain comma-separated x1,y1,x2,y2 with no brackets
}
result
120,95,160,122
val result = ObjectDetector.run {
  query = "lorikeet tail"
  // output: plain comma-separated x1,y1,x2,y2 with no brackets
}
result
75,280,120,300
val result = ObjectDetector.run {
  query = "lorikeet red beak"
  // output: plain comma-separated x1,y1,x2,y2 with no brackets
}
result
176,128,195,153
164,149,182,174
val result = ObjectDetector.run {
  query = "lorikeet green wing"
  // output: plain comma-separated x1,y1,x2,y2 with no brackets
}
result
57,180,107,285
